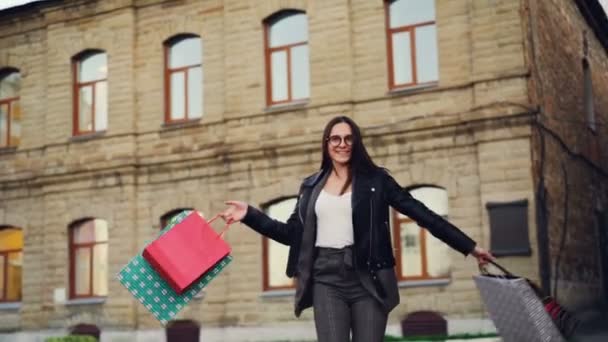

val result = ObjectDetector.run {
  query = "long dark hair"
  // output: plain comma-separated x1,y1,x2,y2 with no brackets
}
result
320,116,380,194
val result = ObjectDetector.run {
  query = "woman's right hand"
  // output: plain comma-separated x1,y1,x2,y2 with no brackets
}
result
220,201,248,224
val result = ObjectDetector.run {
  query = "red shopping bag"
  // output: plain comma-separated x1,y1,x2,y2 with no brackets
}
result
143,211,231,294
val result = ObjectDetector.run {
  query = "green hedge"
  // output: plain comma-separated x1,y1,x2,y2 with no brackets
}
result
45,336,97,342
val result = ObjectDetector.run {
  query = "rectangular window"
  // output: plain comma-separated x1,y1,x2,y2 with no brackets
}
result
487,200,531,257
0,70,21,148
386,0,439,90
392,186,451,281
583,59,596,131
165,36,203,123
69,219,108,298
265,11,310,106
73,51,107,136
0,227,23,302
263,198,297,291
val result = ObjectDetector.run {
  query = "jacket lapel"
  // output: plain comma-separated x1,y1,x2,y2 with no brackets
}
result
352,170,372,211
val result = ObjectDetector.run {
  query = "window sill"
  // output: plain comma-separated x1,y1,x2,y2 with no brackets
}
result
161,118,202,131
388,82,439,96
65,297,107,306
0,302,21,311
264,99,309,113
70,131,107,143
260,288,296,298
398,278,451,288
0,146,17,155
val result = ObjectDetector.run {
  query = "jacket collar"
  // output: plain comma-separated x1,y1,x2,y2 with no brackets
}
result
303,168,374,209
302,169,327,187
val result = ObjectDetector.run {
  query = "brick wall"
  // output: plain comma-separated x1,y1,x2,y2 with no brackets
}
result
0,0,542,334
525,0,608,309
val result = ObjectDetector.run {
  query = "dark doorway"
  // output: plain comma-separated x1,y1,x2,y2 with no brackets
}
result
70,323,100,340
166,319,200,342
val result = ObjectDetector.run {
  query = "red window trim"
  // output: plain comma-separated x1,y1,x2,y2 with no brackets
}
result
0,97,18,148
68,220,108,299
164,38,202,124
264,14,309,107
72,53,107,136
392,211,449,282
384,0,437,90
0,248,22,302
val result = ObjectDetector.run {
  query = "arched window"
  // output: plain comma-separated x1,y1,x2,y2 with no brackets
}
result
68,218,108,298
72,50,108,135
264,11,310,106
0,225,23,302
160,208,194,229
262,197,297,291
164,35,203,123
0,68,21,148
392,186,450,280
385,0,438,89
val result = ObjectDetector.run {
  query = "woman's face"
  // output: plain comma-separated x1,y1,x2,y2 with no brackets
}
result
327,122,353,166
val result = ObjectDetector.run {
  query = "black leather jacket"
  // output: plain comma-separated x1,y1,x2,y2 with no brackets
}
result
242,167,476,315
244,167,476,271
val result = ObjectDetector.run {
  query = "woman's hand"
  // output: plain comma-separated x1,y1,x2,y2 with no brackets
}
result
471,246,495,266
220,201,248,224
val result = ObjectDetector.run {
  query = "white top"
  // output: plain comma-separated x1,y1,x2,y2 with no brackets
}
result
314,189,354,248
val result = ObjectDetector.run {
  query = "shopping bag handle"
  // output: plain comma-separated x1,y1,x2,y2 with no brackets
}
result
479,259,515,278
207,213,231,238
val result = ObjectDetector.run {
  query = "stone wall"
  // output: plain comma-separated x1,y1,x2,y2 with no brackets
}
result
0,0,541,336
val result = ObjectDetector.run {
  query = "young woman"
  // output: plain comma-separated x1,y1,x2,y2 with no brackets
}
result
220,116,493,342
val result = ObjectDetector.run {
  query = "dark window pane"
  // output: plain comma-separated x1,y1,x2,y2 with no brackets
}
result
583,61,595,130
486,200,532,256
169,37,202,68
79,53,107,83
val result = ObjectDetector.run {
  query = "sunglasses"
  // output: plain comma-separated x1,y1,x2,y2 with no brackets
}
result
326,134,354,147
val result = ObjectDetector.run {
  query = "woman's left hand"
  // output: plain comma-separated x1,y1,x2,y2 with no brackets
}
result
471,246,495,266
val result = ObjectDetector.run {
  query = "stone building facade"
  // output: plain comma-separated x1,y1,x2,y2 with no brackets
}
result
0,0,605,341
